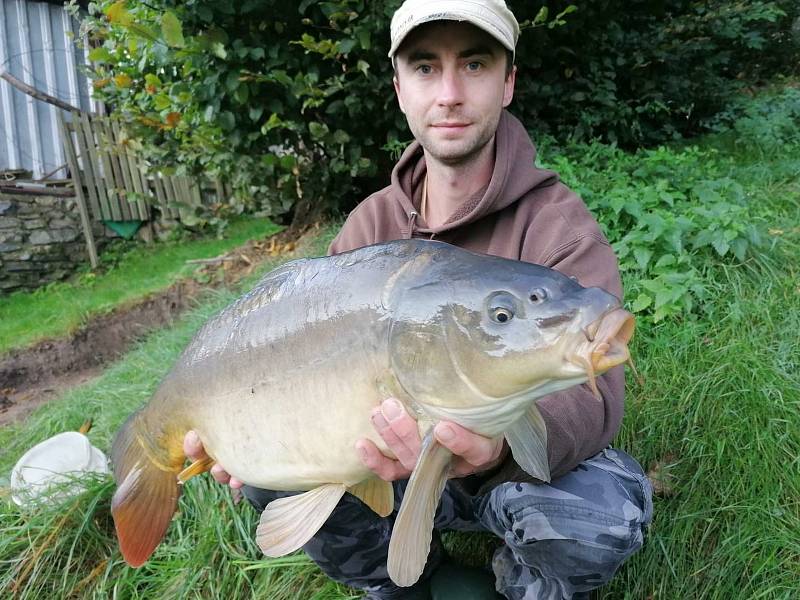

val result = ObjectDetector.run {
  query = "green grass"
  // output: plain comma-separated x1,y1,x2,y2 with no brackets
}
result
0,88,798,598
0,217,281,355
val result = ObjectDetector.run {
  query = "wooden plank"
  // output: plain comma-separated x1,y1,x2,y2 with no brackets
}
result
177,176,190,207
166,175,183,217
108,118,146,220
97,118,127,219
130,150,153,220
68,114,102,220
151,171,170,218
109,120,137,218
162,175,179,219
114,120,148,217
191,179,202,205
99,118,132,220
93,116,123,221
135,168,151,221
181,177,195,215
79,111,114,220
112,118,154,220
119,122,154,220
58,111,97,268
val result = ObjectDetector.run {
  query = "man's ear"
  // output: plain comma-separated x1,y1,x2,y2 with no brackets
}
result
393,74,407,114
502,65,517,108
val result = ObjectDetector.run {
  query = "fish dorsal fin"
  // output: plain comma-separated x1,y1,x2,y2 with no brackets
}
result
504,404,551,483
387,429,453,587
348,478,395,517
256,483,346,556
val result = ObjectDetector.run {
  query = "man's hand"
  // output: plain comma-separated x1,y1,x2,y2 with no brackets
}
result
355,398,506,481
183,430,244,489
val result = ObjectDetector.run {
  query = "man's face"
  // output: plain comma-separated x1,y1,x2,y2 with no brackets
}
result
393,21,516,166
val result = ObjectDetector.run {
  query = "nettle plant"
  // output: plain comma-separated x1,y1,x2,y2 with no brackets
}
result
540,143,764,322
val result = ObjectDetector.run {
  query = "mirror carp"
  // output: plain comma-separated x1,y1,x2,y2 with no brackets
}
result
111,239,634,586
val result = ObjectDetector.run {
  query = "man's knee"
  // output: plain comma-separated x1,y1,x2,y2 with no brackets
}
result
479,448,653,596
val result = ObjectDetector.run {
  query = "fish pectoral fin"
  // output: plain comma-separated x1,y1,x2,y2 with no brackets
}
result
505,404,551,483
387,430,452,587
256,483,346,557
348,478,395,517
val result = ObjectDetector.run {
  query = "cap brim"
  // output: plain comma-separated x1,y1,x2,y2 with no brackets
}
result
388,10,516,58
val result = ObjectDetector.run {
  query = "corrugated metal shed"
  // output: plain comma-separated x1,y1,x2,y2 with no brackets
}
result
0,0,99,178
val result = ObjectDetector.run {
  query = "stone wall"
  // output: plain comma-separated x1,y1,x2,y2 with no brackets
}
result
0,192,112,294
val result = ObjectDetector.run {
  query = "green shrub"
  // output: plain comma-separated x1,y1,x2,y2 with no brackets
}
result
513,0,799,145
536,94,799,321
78,0,798,225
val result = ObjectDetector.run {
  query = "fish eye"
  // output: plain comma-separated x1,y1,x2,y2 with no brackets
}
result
491,307,514,323
529,288,548,303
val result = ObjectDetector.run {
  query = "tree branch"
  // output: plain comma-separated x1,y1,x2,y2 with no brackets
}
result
0,70,81,113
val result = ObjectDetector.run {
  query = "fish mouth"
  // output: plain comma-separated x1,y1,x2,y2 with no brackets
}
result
570,309,636,399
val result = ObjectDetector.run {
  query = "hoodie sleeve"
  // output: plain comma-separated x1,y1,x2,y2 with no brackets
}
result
535,234,626,478
528,230,625,481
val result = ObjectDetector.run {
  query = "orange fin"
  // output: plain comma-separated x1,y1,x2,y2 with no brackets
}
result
111,413,181,568
177,456,215,484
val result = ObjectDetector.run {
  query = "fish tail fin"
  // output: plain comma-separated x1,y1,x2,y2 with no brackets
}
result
111,412,182,568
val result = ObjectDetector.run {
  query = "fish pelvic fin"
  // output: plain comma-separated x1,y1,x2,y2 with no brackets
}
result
505,404,551,483
348,478,395,517
256,484,347,557
388,430,452,587
110,412,183,568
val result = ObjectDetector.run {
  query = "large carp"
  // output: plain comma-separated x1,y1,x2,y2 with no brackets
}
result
111,239,634,586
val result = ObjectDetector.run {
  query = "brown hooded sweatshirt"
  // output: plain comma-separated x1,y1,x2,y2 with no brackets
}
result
329,110,625,485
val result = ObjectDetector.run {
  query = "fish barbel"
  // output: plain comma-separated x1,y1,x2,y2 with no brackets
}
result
110,239,634,586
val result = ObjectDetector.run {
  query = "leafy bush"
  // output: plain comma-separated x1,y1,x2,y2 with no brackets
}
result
703,85,800,154
536,86,800,321
513,0,799,145
77,0,798,226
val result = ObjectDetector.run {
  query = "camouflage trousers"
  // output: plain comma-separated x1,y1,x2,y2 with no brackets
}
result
243,448,653,600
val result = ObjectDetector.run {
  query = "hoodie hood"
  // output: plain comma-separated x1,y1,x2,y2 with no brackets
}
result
391,110,559,236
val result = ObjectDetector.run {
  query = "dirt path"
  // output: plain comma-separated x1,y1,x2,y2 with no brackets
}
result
0,227,309,426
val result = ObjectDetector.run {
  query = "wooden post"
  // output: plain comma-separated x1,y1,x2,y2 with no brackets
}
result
58,112,98,269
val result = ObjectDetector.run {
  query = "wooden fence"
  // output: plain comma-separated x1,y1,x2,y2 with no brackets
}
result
57,110,221,267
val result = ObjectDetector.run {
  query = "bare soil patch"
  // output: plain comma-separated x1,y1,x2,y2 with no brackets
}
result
0,227,309,426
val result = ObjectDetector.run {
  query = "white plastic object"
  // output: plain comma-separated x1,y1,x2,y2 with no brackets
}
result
10,431,110,507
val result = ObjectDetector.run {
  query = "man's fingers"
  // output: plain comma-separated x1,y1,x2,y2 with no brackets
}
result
434,422,503,469
183,430,208,461
371,399,421,471
183,430,242,489
356,438,411,482
210,463,230,484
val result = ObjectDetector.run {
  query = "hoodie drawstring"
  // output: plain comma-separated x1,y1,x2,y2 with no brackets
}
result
406,211,418,239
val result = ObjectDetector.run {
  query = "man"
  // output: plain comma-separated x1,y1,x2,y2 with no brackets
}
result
185,1,653,598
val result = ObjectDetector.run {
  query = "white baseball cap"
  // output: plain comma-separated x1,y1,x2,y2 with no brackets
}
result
389,0,520,59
